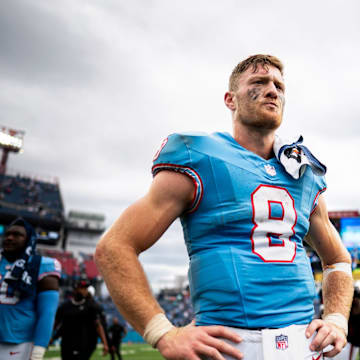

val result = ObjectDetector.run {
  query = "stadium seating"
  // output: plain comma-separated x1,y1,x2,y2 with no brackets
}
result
0,173,64,225
83,259,99,279
156,287,194,327
40,249,80,278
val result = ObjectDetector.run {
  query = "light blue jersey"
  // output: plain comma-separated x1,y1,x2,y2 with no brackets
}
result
0,256,61,344
152,132,326,329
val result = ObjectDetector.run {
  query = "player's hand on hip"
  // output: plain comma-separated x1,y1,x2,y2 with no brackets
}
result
156,322,243,360
306,319,347,357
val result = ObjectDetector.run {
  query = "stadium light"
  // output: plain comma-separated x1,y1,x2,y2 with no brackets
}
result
0,125,25,152
0,125,25,175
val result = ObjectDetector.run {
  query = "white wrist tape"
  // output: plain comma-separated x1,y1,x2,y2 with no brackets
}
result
143,313,174,347
31,346,46,360
323,313,348,336
323,262,352,279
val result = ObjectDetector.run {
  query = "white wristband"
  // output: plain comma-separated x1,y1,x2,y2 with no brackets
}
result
31,345,46,360
323,313,348,336
143,313,174,347
323,262,352,279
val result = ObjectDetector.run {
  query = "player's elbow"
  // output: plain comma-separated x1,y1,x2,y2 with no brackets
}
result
95,231,133,271
95,233,112,270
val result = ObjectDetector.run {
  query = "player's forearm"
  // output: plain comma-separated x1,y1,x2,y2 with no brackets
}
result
96,176,191,336
322,270,353,319
95,237,163,335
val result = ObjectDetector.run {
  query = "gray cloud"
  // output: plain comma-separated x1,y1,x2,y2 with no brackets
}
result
0,1,100,86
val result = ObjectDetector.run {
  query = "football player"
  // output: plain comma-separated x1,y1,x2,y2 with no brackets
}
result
95,55,353,360
0,218,60,360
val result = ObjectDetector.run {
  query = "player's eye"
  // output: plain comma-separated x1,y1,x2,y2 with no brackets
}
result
5,231,25,237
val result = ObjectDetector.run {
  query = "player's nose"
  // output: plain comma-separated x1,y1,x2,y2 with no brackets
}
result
264,82,278,99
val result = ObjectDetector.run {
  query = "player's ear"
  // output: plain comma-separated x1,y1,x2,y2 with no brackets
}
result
224,92,236,111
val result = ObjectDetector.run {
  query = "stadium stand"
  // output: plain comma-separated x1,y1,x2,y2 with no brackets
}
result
83,257,100,279
0,173,64,226
157,287,194,327
65,211,105,259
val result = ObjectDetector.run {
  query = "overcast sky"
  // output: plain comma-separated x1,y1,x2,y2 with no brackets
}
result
1,0,359,291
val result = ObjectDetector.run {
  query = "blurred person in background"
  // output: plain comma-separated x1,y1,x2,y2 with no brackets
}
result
86,283,111,358
54,280,109,359
108,316,127,360
0,217,61,360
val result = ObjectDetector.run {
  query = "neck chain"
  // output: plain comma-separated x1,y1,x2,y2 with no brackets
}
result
71,298,86,306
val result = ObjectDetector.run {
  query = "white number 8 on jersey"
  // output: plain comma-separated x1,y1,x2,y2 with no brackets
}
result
251,184,297,262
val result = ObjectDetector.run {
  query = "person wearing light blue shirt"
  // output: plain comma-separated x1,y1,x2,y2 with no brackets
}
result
0,218,60,360
96,54,353,360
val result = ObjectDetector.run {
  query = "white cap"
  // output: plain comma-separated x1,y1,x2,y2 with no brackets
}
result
87,285,95,296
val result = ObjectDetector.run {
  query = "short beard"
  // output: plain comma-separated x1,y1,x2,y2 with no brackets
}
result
239,111,282,130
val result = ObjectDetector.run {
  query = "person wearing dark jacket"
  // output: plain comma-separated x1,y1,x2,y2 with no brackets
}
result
108,317,127,360
54,281,109,359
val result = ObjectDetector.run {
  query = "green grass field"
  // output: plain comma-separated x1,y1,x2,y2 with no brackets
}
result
44,343,164,360
45,343,360,360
